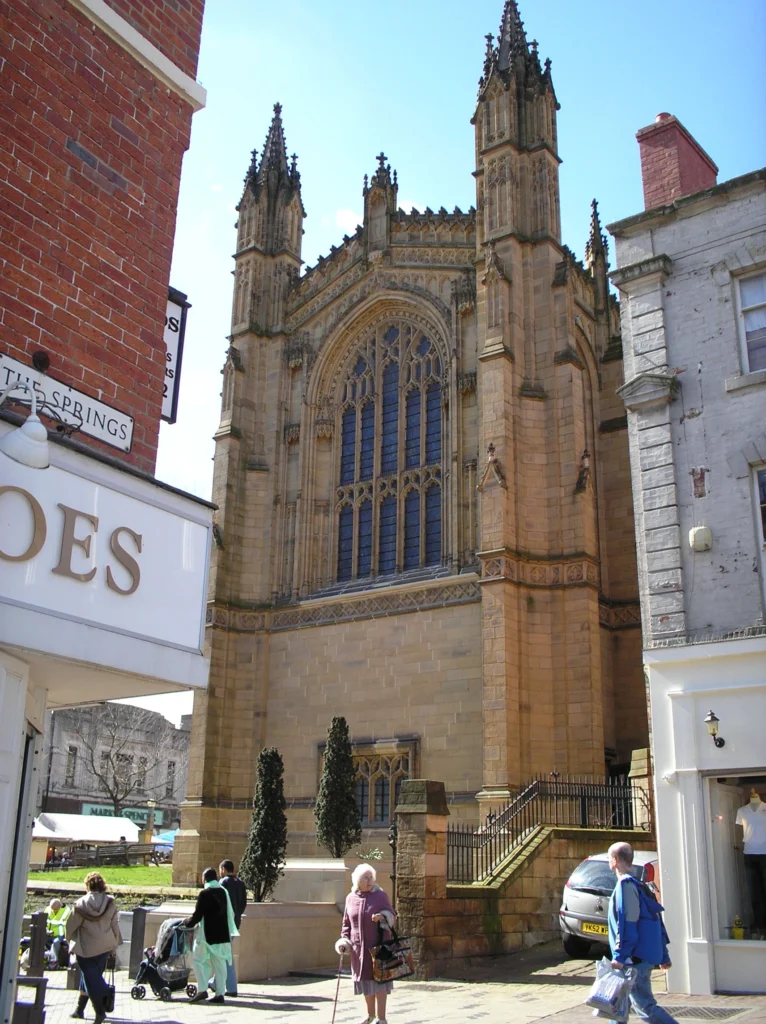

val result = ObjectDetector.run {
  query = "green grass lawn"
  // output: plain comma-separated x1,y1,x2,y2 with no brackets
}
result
28,865,174,887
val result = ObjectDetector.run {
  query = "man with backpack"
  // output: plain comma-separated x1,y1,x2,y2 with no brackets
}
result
607,842,679,1024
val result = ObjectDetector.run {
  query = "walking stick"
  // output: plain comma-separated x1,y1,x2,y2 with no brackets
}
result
330,952,344,1024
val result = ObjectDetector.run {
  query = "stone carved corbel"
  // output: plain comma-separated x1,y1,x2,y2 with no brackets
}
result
477,442,507,492
574,449,591,493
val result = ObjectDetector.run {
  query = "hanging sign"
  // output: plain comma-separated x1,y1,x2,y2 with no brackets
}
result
162,287,190,424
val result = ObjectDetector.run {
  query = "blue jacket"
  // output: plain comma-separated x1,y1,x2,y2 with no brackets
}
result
608,874,670,967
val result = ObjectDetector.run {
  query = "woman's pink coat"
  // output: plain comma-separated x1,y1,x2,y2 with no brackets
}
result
341,886,396,982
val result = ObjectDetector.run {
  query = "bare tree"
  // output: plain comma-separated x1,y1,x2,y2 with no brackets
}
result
71,703,182,816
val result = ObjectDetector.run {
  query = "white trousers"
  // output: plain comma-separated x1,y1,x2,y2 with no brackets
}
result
191,946,228,996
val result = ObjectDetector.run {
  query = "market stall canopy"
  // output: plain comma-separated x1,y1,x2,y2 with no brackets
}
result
33,813,140,844
153,829,178,846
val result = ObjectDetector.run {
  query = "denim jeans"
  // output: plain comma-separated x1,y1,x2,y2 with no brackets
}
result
76,952,109,1007
610,962,678,1024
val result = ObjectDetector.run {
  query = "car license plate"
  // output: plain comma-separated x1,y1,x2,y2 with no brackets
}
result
582,922,608,935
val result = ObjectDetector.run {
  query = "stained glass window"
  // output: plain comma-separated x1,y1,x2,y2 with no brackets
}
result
359,402,374,481
357,501,372,578
337,506,353,581
380,361,399,474
425,383,441,465
340,407,356,485
425,485,441,566
379,495,397,575
335,321,444,582
404,489,420,570
405,389,421,468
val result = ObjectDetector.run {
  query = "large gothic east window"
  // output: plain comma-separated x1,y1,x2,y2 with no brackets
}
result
335,321,443,582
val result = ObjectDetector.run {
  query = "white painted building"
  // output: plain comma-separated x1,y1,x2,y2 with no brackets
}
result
609,113,766,995
0,425,212,1017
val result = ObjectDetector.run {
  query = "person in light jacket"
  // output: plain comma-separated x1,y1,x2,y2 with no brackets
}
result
335,864,397,1024
66,873,122,1023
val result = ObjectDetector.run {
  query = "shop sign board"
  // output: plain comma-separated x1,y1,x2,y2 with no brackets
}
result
82,804,165,826
0,352,134,451
162,287,189,424
0,445,210,653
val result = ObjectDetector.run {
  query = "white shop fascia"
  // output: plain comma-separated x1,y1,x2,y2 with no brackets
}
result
0,418,213,704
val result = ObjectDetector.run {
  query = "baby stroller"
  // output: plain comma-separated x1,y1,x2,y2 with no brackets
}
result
131,918,197,1002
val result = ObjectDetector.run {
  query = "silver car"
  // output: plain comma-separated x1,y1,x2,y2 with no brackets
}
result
559,850,659,957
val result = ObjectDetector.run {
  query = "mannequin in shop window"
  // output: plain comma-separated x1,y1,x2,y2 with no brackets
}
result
735,788,766,937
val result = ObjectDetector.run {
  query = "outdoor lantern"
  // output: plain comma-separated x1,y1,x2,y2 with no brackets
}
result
0,381,50,469
704,709,725,748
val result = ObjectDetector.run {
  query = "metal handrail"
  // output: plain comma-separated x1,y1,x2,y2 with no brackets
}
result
447,774,649,883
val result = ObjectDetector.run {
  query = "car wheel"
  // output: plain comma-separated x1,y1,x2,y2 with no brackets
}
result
563,934,592,958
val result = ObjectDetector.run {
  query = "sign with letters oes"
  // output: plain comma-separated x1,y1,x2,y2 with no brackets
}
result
0,353,134,452
162,287,189,424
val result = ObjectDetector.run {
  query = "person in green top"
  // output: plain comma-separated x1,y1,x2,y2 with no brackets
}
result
46,899,71,965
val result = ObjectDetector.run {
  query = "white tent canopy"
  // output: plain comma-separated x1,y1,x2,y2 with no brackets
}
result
33,813,140,845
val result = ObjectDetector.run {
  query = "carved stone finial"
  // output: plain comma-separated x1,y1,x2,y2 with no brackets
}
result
273,102,282,116
477,442,508,492
376,151,387,168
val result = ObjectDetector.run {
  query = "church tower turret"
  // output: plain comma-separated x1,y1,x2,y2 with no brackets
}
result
233,103,304,335
474,0,560,247
362,152,398,256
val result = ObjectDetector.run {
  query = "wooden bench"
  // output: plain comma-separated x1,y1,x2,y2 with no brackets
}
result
71,844,159,867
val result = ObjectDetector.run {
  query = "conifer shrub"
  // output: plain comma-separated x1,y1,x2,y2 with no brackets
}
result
240,747,287,901
315,716,362,858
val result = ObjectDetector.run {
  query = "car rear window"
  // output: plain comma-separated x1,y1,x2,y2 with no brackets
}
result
567,859,643,894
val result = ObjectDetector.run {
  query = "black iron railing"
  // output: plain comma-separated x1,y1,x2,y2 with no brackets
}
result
447,775,649,884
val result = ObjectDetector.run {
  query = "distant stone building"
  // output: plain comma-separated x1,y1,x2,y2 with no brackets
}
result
40,705,191,830
177,0,649,880
609,114,766,995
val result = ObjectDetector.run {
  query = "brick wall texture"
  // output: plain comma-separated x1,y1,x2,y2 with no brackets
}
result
0,0,204,472
637,116,718,211
104,0,204,79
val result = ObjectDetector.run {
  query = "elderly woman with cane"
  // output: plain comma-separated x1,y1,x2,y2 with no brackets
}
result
335,863,396,1024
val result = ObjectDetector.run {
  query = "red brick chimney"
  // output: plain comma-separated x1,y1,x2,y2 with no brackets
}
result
636,113,718,210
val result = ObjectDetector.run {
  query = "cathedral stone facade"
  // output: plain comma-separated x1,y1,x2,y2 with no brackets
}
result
175,0,648,880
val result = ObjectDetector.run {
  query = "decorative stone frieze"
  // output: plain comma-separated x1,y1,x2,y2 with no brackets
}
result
206,579,481,636
478,549,600,588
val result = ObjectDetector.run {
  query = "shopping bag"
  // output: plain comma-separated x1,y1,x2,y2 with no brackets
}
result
103,966,116,1013
370,924,414,982
584,958,635,1023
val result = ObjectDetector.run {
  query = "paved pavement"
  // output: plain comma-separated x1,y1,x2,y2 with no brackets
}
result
27,942,766,1024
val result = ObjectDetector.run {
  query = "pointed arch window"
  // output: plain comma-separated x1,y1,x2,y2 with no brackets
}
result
334,319,445,583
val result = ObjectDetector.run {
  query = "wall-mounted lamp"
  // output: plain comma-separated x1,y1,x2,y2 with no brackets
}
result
704,709,725,748
0,380,50,469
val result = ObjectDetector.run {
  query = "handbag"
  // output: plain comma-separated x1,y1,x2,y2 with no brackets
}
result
370,923,414,983
102,965,116,1013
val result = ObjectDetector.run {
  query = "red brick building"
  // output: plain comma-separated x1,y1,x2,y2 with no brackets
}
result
0,0,206,471
0,3,210,1017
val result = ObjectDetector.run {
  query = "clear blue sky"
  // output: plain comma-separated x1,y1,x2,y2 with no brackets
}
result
145,0,764,723
156,0,766,499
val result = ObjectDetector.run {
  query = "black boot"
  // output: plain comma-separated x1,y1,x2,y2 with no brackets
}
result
70,993,88,1018
91,995,106,1024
